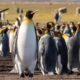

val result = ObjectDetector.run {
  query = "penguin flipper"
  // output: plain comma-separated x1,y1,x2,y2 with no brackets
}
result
12,31,18,55
38,39,45,62
11,28,19,66
34,26,38,53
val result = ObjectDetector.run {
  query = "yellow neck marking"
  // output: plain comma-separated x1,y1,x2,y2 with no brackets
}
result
62,34,69,40
0,29,3,33
49,22,52,27
44,30,49,34
10,30,15,34
24,18,32,23
75,24,79,30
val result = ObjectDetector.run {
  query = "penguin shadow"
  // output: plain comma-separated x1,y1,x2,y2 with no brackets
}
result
34,69,42,75
77,72,80,76
61,71,75,76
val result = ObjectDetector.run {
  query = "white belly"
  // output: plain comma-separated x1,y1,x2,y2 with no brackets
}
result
17,24,37,67
0,43,3,56
9,33,15,53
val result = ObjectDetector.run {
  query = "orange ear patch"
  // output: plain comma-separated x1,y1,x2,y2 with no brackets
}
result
49,22,52,27
62,34,69,41
10,30,15,34
0,29,3,33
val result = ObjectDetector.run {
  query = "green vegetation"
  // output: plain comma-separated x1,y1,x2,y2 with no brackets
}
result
0,3,80,23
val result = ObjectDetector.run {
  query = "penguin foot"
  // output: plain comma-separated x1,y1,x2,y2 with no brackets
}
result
48,72,54,75
20,73,24,78
24,72,29,76
29,73,33,78
67,70,74,75
62,68,74,74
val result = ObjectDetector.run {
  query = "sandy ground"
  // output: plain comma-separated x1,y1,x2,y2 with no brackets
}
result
0,55,80,80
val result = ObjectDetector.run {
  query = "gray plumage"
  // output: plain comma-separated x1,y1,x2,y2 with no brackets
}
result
38,32,57,74
2,32,9,56
54,36,70,73
67,28,80,73
63,26,72,37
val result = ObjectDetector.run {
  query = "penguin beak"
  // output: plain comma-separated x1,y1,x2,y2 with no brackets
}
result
31,10,39,14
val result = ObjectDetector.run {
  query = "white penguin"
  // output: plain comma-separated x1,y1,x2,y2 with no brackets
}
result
17,10,38,78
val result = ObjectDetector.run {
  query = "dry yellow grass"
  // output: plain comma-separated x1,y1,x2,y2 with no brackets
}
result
0,3,80,23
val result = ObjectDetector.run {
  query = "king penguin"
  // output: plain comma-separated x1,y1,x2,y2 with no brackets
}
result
17,10,38,78
38,22,57,75
2,26,9,56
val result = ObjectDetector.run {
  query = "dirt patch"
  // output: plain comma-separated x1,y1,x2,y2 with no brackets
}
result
0,55,80,80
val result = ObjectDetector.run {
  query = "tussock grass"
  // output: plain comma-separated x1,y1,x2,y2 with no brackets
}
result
0,3,80,23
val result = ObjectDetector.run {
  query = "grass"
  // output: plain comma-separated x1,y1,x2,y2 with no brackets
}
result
0,3,80,24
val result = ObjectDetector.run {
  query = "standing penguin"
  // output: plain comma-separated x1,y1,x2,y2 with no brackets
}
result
67,24,80,74
9,27,15,54
17,10,38,78
2,26,9,56
10,18,21,74
38,22,57,75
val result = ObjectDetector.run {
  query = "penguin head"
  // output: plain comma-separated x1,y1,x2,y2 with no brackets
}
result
47,22,55,31
37,28,43,35
43,22,54,34
54,31,62,37
64,24,70,32
69,21,74,30
55,24,60,31
60,24,65,34
25,10,39,19
37,28,43,39
2,26,8,34
69,21,74,25
72,25,77,34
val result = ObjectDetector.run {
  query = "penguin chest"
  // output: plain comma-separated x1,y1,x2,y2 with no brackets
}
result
9,33,15,53
0,43,2,51
18,24,37,63
9,33,14,46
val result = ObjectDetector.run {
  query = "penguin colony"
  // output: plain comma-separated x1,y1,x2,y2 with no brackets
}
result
0,10,80,78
